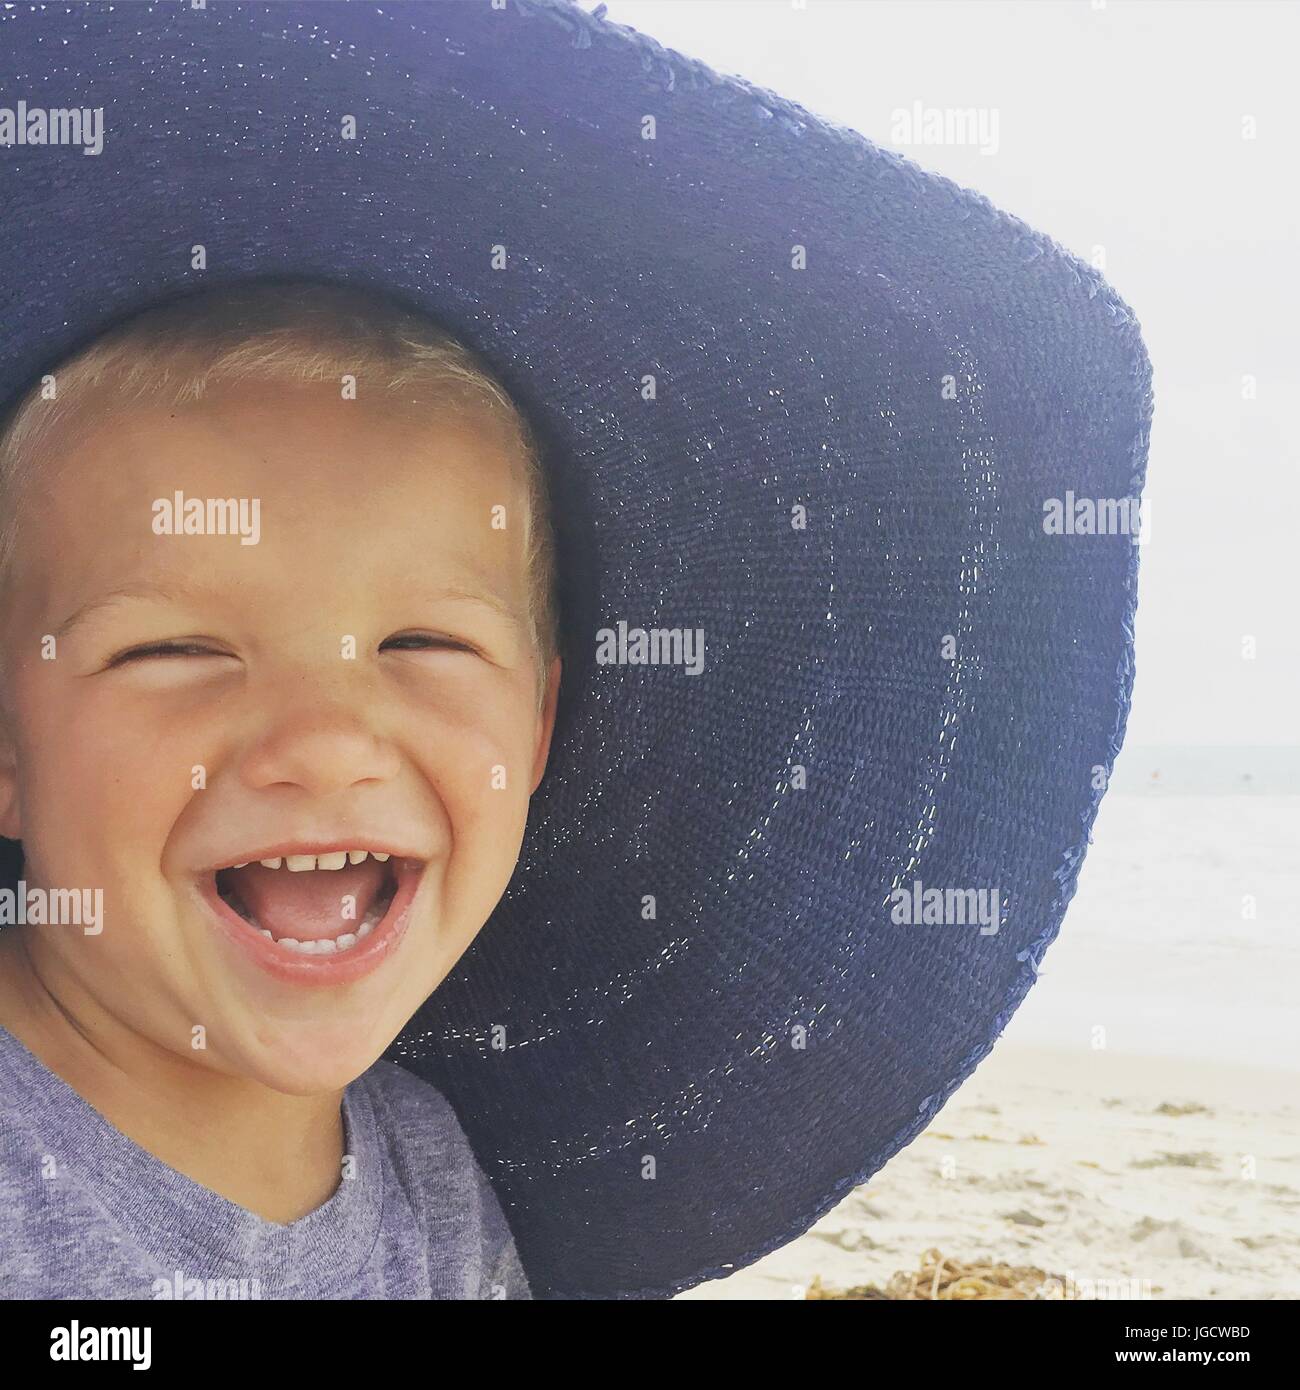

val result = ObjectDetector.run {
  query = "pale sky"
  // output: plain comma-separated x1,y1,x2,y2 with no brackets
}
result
587,0,1298,750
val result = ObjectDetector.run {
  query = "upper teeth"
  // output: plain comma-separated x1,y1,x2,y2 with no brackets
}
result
230,850,393,872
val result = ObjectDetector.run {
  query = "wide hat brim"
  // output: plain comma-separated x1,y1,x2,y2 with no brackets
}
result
0,0,1152,1298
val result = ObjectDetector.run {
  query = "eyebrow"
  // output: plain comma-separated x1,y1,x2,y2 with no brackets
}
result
53,579,526,640
54,580,201,641
406,584,529,635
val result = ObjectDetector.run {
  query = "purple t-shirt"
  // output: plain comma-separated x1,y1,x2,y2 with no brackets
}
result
0,1023,530,1299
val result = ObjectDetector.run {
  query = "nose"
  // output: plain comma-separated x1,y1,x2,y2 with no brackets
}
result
238,698,403,798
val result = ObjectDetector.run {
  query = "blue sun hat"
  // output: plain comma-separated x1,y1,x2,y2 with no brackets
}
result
0,0,1152,1298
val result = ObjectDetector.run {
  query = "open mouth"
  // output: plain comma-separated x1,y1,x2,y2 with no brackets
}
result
212,849,419,956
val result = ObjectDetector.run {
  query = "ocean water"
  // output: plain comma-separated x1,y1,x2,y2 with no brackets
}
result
1001,748,1299,1069
1106,745,1300,797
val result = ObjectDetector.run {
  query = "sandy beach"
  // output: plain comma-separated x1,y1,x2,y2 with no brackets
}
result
681,788,1300,1301
678,1041,1300,1300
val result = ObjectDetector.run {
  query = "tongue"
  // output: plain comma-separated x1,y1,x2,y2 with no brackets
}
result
226,860,390,941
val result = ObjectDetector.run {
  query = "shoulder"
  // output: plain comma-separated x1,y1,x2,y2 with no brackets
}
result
353,1058,479,1190
352,1059,533,1300
356,1057,465,1138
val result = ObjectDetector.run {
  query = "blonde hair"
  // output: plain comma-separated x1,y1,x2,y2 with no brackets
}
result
0,279,559,700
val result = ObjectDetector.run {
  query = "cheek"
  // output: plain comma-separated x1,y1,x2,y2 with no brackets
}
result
396,659,540,794
413,690,538,879
14,672,193,858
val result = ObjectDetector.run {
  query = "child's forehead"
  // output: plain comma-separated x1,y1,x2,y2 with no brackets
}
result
68,378,521,474
10,379,535,623
24,380,530,536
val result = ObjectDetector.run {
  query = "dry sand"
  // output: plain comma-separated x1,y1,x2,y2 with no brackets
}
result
677,1042,1300,1300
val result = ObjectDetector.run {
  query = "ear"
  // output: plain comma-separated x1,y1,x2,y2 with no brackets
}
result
529,655,562,794
0,715,21,842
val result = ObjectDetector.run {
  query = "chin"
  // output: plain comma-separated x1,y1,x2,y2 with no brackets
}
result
230,1021,401,1097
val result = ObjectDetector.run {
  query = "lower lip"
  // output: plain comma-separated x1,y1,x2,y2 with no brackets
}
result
197,861,424,987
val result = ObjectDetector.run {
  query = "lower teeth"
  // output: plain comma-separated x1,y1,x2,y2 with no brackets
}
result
221,891,393,955
261,916,379,955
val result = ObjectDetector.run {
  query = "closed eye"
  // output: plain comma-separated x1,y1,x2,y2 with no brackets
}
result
380,632,478,655
106,640,231,668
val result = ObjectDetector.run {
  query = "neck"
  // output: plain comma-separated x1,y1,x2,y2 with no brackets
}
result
0,926,345,1223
